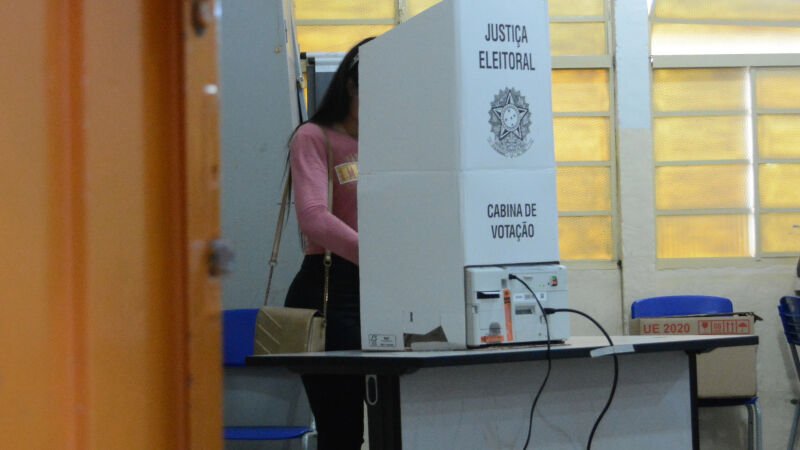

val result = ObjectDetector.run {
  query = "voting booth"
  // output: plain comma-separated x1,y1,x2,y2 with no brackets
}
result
358,0,568,350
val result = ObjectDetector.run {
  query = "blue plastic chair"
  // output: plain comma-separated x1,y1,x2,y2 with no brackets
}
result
631,295,762,450
631,295,733,319
223,308,315,446
779,296,800,450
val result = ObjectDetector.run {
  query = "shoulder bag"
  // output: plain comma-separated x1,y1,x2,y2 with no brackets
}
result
253,126,334,355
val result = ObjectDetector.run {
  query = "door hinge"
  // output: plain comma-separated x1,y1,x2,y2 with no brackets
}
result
208,238,235,277
191,0,214,36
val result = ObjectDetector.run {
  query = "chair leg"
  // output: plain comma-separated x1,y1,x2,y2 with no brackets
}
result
747,403,755,450
754,398,762,450
301,417,317,450
789,400,800,450
301,430,318,450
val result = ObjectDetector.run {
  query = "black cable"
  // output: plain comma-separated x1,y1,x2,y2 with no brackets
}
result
543,307,619,450
507,273,551,450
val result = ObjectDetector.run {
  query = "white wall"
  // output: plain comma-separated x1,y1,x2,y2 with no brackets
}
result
219,1,310,448
220,0,305,311
613,1,799,448
566,269,623,336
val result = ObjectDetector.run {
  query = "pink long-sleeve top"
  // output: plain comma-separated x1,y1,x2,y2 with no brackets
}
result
290,123,359,264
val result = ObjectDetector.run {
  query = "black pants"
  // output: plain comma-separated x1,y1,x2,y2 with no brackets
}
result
284,254,364,450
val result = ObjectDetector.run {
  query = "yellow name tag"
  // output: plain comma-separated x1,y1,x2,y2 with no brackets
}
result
335,162,358,185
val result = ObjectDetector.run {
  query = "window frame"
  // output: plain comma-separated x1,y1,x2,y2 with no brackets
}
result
551,0,619,268
651,55,800,267
650,0,800,267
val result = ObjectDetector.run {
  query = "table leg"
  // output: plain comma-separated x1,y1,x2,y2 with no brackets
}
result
688,352,699,450
366,374,402,450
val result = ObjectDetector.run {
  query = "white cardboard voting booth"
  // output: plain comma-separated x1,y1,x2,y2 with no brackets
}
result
358,0,563,350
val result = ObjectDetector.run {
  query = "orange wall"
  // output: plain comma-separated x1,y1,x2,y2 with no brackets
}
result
0,1,220,448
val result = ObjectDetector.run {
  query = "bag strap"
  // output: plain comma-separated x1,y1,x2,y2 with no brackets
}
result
263,125,335,322
321,127,334,322
264,166,292,306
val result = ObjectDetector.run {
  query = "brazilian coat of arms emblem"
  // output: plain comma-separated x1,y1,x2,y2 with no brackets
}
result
488,87,533,158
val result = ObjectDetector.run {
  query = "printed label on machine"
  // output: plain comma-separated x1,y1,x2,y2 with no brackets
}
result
367,334,397,348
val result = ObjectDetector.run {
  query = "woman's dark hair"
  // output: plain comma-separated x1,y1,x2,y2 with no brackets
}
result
308,36,374,126
284,37,375,246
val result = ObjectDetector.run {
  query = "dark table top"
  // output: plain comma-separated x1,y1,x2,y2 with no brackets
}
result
245,334,758,375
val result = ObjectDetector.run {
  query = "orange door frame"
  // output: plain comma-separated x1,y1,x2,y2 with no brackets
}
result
0,0,222,448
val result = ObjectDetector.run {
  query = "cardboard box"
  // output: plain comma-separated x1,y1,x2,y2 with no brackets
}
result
629,313,758,398
358,0,559,350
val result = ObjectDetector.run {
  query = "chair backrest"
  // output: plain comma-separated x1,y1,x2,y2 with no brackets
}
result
779,296,800,385
223,308,260,367
631,295,733,319
779,296,800,345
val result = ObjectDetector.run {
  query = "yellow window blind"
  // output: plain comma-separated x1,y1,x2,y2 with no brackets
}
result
295,0,394,20
653,68,752,259
657,215,752,259
297,25,393,53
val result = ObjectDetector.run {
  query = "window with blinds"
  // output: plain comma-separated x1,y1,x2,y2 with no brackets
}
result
549,0,616,262
294,0,396,52
651,0,800,259
755,68,800,255
295,0,617,262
